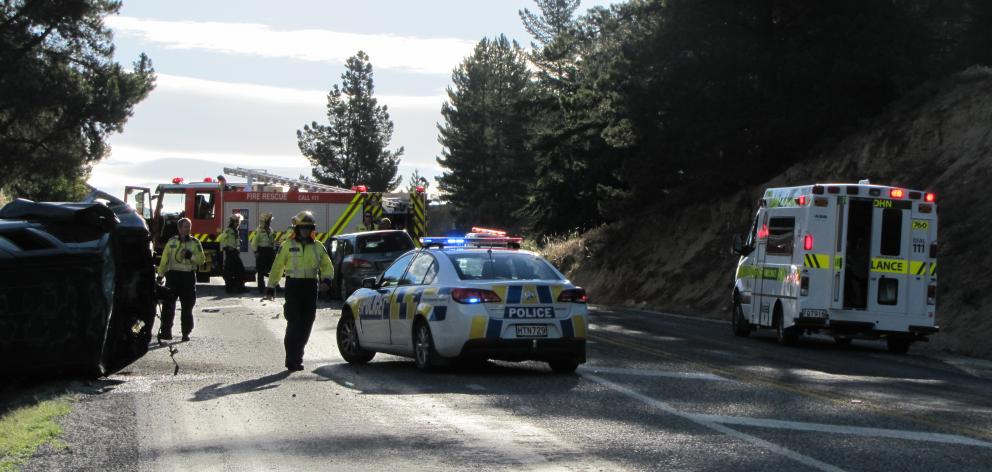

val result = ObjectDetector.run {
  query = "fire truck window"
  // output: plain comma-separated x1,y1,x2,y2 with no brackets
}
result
880,208,903,256
194,192,215,219
160,192,186,217
766,217,795,256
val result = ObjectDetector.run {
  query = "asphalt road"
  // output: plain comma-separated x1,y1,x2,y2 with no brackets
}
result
21,279,992,471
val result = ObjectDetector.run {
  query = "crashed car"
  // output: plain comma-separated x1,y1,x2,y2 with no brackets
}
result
0,187,157,377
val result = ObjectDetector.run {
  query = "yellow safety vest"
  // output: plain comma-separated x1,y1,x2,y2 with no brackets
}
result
267,239,334,287
218,227,239,250
251,225,274,251
158,236,206,275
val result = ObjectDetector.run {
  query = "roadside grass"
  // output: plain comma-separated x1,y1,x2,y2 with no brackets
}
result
0,398,71,472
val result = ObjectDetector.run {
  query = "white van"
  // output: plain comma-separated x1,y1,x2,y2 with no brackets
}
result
731,182,938,353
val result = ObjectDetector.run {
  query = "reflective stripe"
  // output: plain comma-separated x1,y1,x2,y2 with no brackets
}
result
469,316,487,339
329,192,363,236
803,253,830,269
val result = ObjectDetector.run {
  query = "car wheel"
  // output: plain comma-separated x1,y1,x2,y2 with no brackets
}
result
336,314,374,364
886,336,912,354
732,300,750,337
414,321,443,371
834,336,853,347
775,306,798,346
548,359,580,374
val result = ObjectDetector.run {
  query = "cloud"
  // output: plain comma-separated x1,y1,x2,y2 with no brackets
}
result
107,16,476,75
154,73,445,110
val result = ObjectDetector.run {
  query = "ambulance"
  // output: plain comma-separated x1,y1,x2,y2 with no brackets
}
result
731,181,938,353
124,167,427,282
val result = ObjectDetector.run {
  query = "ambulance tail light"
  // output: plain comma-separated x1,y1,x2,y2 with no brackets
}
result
796,196,808,206
925,193,936,203
452,288,501,304
349,258,374,270
800,276,809,297
927,284,936,305
890,188,904,199
558,288,589,304
804,234,814,251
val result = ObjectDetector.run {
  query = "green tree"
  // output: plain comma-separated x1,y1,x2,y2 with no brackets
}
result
297,51,403,191
405,169,429,195
0,0,155,201
436,35,533,230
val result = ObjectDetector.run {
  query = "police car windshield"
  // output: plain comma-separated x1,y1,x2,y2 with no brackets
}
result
445,251,562,281
357,232,414,254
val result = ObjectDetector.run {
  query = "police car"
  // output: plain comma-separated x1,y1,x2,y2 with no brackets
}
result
336,228,589,372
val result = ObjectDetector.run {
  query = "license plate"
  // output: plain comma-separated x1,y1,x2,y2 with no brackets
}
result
515,325,548,337
504,306,555,319
800,309,829,321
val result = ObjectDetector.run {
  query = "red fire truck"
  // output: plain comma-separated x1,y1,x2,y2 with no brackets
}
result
124,168,427,282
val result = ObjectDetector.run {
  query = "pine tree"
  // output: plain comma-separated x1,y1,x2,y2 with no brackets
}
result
436,36,533,230
297,51,403,191
405,169,429,194
0,0,156,200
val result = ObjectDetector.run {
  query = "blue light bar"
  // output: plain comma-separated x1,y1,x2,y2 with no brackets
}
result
420,237,466,247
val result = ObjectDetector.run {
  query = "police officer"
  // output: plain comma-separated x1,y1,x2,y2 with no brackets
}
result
157,217,205,342
358,211,376,231
219,213,246,293
251,213,276,294
265,211,334,371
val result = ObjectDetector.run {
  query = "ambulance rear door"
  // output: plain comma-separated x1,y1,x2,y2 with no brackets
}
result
867,198,912,315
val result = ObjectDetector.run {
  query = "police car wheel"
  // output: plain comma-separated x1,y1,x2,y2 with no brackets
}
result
337,314,375,364
732,302,750,337
413,321,442,371
548,359,580,374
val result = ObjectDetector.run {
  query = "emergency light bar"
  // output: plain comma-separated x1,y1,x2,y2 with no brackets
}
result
470,227,507,236
420,235,522,249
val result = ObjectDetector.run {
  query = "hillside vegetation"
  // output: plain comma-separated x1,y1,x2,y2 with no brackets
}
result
545,68,992,358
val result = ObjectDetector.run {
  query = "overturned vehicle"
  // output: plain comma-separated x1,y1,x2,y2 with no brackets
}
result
0,187,157,376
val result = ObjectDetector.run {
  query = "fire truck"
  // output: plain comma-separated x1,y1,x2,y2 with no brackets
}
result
124,167,428,282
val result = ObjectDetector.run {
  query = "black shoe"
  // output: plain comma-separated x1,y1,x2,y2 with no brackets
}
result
181,334,190,342
158,332,173,341
286,364,304,372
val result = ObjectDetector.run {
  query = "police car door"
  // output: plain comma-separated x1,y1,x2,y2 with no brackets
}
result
389,252,438,349
868,199,911,315
362,252,416,346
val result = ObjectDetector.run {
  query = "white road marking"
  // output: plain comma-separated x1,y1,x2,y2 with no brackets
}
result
690,414,992,448
200,305,244,312
582,372,847,472
580,366,728,381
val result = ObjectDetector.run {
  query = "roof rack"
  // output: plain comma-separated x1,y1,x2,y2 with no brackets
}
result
223,167,352,193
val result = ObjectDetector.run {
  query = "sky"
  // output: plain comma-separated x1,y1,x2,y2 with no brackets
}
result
89,0,614,198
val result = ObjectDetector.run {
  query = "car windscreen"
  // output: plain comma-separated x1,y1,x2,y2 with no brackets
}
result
356,232,415,254
445,251,562,281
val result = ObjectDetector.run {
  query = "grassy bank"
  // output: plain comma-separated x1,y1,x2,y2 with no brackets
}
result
0,399,71,472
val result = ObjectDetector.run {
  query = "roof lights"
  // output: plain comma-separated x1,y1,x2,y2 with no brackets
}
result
890,188,904,199
172,177,184,184
924,192,936,203
470,227,507,236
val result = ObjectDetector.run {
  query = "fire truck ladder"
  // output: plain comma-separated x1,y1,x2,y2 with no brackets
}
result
222,167,353,193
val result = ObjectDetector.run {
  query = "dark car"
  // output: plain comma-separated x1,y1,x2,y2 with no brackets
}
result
327,230,416,300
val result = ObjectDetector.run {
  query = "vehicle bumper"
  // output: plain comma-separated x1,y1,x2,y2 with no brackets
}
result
793,318,939,339
458,338,586,363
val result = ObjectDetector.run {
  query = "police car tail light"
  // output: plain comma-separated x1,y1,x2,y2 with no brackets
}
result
924,192,936,203
350,258,374,270
890,188,904,199
452,288,501,304
927,284,936,305
558,288,588,304
804,234,813,251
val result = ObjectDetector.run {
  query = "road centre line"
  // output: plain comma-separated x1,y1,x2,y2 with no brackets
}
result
581,373,846,472
589,331,992,443
688,414,992,448
579,366,728,381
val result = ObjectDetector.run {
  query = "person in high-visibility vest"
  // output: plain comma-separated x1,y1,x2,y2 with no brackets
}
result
218,213,246,293
157,217,205,342
264,211,334,371
358,211,377,231
251,212,276,294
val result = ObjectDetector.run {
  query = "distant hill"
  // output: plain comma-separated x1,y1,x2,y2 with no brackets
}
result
547,67,992,358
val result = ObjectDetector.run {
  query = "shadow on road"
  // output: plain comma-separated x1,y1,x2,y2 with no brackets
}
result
190,371,292,402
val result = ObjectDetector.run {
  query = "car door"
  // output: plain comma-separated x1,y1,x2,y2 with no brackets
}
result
360,252,415,346
737,213,760,321
390,252,438,348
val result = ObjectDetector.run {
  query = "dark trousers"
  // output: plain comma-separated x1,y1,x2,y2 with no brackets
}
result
162,270,196,336
223,247,246,292
283,278,318,368
255,247,275,293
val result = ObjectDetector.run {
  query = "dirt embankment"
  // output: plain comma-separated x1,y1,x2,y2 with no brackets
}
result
547,67,992,358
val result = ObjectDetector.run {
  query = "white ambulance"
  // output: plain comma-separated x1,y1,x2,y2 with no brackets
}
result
731,181,938,353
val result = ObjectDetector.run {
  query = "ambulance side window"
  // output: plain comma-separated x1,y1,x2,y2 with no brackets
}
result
880,209,903,256
744,214,759,253
766,217,795,256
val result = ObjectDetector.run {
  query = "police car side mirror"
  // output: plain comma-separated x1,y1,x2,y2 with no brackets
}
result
362,277,377,289
731,234,744,255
